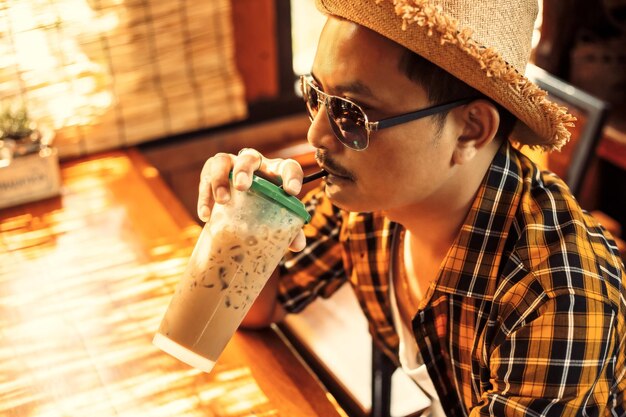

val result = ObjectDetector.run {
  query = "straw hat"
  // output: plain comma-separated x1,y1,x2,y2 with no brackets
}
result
315,0,576,151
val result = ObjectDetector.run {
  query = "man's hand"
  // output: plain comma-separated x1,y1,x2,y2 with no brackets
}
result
197,148,307,252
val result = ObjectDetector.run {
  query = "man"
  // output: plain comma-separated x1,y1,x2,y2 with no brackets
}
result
198,0,626,415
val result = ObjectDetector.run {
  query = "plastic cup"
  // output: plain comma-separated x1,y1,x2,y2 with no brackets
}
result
153,172,310,373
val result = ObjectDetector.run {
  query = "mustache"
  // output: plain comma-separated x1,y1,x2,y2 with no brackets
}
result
315,150,355,181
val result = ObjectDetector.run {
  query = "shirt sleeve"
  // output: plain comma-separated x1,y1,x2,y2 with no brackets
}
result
277,185,347,314
469,286,624,417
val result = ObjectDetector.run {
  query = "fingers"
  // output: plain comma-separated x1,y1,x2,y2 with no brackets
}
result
289,230,306,252
197,176,211,222
264,158,304,196
198,152,234,221
197,148,305,224
281,159,304,195
232,148,264,191
210,153,236,204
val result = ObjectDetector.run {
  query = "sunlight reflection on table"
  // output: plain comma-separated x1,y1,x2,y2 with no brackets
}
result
0,153,282,417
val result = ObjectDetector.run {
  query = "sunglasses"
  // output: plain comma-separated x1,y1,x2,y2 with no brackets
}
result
300,75,476,151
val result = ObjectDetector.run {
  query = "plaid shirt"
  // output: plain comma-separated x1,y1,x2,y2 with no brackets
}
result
278,140,626,417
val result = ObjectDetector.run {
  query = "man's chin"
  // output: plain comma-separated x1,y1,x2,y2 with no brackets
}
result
324,182,345,206
324,182,373,213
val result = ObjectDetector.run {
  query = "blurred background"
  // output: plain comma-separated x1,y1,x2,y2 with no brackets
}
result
0,0,624,227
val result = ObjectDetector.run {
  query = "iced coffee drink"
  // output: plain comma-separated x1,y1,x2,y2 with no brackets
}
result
153,173,310,373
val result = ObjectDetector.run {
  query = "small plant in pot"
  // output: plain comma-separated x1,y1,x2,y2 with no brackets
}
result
0,102,53,168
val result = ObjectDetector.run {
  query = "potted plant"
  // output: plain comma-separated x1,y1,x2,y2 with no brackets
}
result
0,101,60,209
0,103,55,158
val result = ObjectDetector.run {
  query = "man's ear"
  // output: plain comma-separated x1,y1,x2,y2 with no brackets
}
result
452,100,499,165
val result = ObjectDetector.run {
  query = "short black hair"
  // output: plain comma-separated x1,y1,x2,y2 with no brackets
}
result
398,49,517,139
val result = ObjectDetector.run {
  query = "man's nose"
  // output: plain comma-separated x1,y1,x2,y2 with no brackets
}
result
306,103,343,152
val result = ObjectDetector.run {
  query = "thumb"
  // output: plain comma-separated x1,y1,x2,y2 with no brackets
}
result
288,230,306,252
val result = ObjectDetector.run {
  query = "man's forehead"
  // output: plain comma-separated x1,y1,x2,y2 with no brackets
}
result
311,16,406,87
319,15,390,49
309,71,375,98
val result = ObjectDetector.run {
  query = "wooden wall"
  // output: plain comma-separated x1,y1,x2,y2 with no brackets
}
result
231,0,280,102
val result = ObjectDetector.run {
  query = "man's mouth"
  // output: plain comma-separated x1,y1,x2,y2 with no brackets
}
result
315,151,354,181
321,165,348,179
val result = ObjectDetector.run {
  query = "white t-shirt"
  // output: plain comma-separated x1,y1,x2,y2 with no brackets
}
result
389,275,446,417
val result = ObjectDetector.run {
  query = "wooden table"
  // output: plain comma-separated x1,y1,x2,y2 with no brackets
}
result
0,149,343,417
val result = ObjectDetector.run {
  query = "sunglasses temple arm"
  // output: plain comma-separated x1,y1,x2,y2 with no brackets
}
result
373,98,476,130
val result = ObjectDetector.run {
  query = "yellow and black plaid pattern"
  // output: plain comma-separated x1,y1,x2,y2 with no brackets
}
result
278,141,626,416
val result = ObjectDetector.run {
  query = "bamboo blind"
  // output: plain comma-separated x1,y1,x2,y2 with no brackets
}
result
0,0,247,158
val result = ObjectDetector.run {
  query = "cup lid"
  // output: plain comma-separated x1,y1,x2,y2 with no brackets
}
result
229,171,311,224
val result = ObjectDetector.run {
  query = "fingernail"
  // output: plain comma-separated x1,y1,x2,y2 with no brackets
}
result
288,179,301,194
216,186,230,203
235,171,249,188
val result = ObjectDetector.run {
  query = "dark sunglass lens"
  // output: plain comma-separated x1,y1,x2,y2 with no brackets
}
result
327,98,368,150
303,81,320,118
